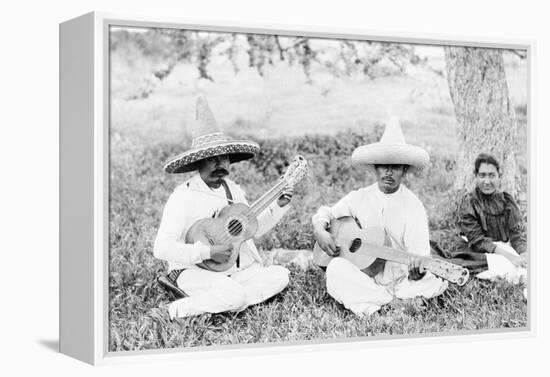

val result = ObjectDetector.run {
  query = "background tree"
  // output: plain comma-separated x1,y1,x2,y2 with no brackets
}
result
444,46,521,199
110,29,424,84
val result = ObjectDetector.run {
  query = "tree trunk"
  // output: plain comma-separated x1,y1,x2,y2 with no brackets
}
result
444,47,519,199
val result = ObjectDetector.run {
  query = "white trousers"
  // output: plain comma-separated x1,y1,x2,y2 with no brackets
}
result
168,264,289,319
476,241,527,284
326,257,448,316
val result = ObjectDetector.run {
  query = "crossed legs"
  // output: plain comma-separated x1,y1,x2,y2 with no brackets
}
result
168,265,289,319
326,257,447,316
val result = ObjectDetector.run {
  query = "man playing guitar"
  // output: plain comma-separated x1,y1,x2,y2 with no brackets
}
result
312,118,448,316
154,96,293,319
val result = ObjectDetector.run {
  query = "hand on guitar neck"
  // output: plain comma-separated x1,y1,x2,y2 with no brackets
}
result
277,186,294,208
408,257,427,281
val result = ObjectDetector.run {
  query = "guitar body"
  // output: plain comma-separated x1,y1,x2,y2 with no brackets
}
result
313,216,470,286
186,203,259,272
185,155,308,272
312,217,386,270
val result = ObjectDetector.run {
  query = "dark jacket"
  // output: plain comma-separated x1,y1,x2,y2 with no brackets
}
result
457,187,526,255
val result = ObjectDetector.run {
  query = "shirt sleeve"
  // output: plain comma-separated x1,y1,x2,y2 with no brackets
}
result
311,190,360,228
255,201,290,237
153,190,211,265
457,194,496,254
505,193,527,255
403,197,431,256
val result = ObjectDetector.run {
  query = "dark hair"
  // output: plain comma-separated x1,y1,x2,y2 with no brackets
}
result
474,153,500,175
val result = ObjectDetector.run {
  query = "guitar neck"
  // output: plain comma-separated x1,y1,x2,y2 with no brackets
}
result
245,155,307,221
364,242,469,286
367,243,414,265
246,179,287,220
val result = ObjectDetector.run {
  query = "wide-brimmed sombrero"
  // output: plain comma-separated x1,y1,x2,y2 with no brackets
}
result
351,117,430,171
164,96,260,174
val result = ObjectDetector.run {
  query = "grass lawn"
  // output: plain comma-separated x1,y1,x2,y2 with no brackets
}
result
108,129,528,352
109,264,527,351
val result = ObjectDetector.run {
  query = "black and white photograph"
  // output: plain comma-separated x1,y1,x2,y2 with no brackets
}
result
108,25,529,352
6,0,550,375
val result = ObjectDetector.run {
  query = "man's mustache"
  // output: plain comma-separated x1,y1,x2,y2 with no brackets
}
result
211,168,229,176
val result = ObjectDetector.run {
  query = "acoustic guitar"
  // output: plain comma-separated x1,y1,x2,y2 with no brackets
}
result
186,155,309,272
313,216,469,286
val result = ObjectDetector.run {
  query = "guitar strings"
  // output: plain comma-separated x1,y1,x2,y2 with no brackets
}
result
219,174,297,243
216,182,288,243
213,179,289,244
208,159,305,252
221,183,285,240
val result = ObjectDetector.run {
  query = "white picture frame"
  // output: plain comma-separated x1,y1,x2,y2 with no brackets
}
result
59,11,535,365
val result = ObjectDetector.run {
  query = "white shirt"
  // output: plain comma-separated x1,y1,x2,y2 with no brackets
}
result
154,174,290,274
312,183,430,283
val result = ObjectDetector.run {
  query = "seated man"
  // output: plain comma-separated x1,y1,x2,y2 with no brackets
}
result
455,153,527,283
154,96,292,319
312,119,447,316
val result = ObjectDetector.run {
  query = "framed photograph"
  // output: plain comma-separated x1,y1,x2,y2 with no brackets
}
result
60,12,533,365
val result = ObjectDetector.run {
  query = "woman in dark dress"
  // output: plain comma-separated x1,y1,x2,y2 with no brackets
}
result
436,153,527,282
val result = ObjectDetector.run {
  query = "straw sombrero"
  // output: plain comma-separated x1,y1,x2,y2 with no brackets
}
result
351,117,429,171
164,96,260,174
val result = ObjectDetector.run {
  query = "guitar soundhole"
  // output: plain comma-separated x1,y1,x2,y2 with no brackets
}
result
227,219,243,236
349,238,362,253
